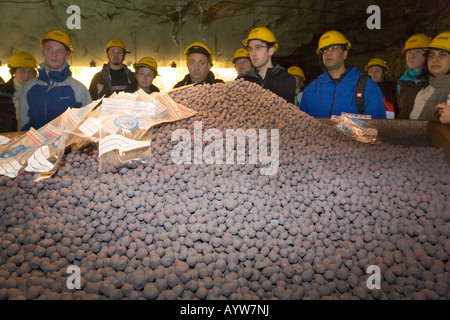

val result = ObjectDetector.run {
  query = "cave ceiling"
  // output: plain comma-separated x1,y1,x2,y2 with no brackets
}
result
0,0,449,81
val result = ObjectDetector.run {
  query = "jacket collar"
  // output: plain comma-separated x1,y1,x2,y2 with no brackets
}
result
246,63,284,79
38,62,71,83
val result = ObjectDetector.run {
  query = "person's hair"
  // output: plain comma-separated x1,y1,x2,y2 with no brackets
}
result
9,67,16,77
187,46,212,65
42,39,70,53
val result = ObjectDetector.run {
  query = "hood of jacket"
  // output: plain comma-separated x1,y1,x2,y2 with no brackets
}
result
245,63,285,80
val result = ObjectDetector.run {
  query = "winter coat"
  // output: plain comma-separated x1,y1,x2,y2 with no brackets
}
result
242,64,296,104
377,78,399,116
89,64,136,100
173,71,224,88
396,68,428,119
0,78,16,133
410,74,450,120
19,62,92,131
300,66,386,119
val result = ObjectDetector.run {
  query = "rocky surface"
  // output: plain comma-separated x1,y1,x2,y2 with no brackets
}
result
0,80,449,300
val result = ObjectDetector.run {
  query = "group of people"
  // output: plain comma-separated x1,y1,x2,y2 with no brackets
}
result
1,27,449,134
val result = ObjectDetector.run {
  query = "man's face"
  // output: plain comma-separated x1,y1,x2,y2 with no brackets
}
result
247,39,273,69
235,58,253,77
321,45,347,71
108,47,125,66
42,40,69,71
406,49,426,70
187,53,211,83
135,67,156,89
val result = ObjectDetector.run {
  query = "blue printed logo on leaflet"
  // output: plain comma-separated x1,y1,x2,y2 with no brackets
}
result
350,117,367,126
114,116,139,130
1,145,26,158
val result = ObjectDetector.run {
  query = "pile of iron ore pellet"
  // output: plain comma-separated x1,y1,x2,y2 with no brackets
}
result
0,79,448,300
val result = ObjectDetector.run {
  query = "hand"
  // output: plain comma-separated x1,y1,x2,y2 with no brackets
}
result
435,103,450,124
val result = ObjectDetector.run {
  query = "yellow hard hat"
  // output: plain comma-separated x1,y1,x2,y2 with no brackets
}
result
185,41,213,64
426,31,450,52
287,66,305,80
232,48,250,63
105,39,130,54
41,29,73,55
134,57,158,75
316,30,351,54
365,58,389,71
8,51,37,69
402,33,431,53
243,27,279,53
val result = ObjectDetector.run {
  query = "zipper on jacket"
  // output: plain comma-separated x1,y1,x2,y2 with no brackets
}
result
329,84,338,118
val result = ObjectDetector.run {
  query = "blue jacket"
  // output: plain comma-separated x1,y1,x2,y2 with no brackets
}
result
300,66,386,118
19,63,92,130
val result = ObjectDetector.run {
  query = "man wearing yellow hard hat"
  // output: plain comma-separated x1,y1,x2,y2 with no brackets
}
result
0,52,37,132
242,27,296,104
173,41,224,88
232,48,253,78
397,33,431,119
89,39,136,99
19,29,92,131
300,30,385,118
130,57,160,94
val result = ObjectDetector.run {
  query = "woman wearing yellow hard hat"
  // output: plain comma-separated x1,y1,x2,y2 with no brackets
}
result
0,52,37,132
365,58,398,119
409,31,450,121
131,57,160,94
397,33,431,119
287,66,306,107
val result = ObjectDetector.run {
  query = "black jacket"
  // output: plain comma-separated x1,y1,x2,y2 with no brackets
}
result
0,78,17,132
173,71,224,88
242,64,296,104
89,64,136,100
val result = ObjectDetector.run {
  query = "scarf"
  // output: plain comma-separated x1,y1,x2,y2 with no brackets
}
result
415,74,450,120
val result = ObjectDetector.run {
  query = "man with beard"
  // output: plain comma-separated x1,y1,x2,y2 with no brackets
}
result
300,30,385,118
89,39,136,99
241,27,296,104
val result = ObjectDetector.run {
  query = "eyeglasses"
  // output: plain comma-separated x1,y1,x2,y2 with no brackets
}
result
246,45,268,53
428,51,449,60
320,45,342,54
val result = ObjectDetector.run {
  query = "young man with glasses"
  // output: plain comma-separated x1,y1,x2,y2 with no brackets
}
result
173,41,223,88
19,29,91,130
300,30,385,118
242,27,296,104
